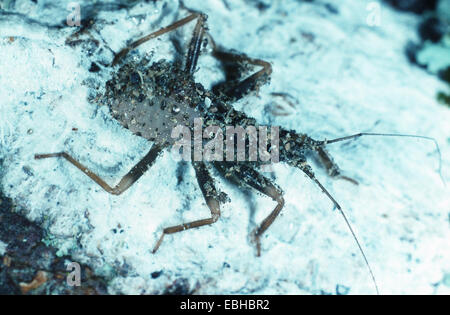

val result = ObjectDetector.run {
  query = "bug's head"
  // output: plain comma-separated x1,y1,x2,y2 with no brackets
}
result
278,131,317,165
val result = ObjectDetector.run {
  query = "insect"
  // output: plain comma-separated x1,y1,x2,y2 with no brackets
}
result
34,10,442,294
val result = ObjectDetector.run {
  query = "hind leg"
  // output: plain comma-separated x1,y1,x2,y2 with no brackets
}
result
214,162,284,256
152,162,225,253
35,144,165,195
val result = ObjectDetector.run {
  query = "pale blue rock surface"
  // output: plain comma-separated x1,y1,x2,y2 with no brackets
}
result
0,0,449,294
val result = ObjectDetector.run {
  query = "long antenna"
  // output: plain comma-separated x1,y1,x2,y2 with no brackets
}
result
317,132,444,185
301,168,380,294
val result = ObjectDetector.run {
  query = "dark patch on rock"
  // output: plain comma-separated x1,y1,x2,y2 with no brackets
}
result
438,66,450,83
324,3,339,14
151,270,162,279
384,0,437,14
405,41,424,67
419,17,445,43
89,62,101,73
0,192,108,294
437,66,450,107
336,284,350,295
163,278,191,295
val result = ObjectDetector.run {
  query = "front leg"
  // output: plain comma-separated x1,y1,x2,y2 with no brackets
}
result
112,13,205,66
315,146,358,185
208,35,272,101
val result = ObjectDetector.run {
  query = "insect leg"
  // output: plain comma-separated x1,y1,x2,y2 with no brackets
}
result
34,144,164,195
314,146,359,185
111,13,204,66
208,35,272,101
268,92,298,117
184,13,207,74
152,162,223,253
213,162,284,256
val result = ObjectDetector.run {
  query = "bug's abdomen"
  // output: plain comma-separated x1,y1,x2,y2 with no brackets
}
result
109,94,201,145
100,60,204,145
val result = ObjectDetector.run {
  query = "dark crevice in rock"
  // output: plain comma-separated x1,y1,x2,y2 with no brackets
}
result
0,192,108,294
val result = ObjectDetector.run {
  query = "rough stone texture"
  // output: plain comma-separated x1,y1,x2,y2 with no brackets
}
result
0,191,107,294
0,0,449,295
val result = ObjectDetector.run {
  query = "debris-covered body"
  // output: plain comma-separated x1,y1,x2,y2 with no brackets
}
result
100,57,317,170
34,12,386,293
